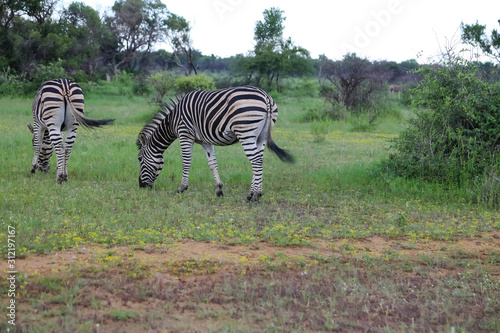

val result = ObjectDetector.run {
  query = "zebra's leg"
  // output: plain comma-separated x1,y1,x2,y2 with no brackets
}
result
27,123,44,173
54,142,67,184
240,139,265,202
201,143,224,197
48,128,67,184
176,137,194,194
29,127,44,174
62,125,78,182
38,131,53,173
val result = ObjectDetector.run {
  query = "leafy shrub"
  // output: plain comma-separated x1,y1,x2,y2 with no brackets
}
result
0,67,24,96
349,114,374,132
26,59,68,94
132,76,152,96
79,81,100,93
117,70,134,85
148,72,176,107
175,73,216,94
72,70,90,84
303,103,346,122
381,58,500,201
310,121,329,143
298,80,318,97
400,82,418,106
285,78,320,98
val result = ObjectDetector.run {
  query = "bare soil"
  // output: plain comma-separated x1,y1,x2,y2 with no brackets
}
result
5,232,500,332
14,232,500,275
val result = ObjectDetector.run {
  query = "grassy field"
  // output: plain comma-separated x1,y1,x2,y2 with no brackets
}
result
1,92,500,332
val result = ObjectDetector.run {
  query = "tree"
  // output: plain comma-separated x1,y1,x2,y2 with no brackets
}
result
61,2,108,80
1,0,57,27
1,0,35,28
0,0,63,73
107,0,170,75
165,13,198,76
254,7,285,48
250,7,311,91
461,19,500,62
321,53,390,110
25,0,57,25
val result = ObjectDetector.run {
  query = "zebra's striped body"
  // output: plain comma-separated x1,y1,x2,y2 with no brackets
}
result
137,86,294,201
27,79,114,183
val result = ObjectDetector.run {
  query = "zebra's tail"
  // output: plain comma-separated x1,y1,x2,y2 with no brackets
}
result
65,95,114,129
265,110,294,164
267,135,295,163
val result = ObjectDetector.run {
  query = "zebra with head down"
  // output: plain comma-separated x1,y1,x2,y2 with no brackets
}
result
27,79,114,183
136,86,294,202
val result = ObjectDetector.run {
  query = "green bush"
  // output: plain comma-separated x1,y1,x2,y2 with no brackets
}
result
310,121,329,143
0,67,24,96
302,103,346,122
132,76,152,96
175,73,216,94
26,60,68,94
72,70,90,84
148,72,176,107
381,58,500,202
117,70,134,85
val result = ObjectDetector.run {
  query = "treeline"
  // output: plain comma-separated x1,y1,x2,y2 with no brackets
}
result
1,1,423,96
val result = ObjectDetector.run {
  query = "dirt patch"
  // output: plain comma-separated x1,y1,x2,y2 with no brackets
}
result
14,232,500,277
5,232,500,332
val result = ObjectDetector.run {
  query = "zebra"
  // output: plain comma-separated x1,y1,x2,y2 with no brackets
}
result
136,86,294,202
27,79,114,184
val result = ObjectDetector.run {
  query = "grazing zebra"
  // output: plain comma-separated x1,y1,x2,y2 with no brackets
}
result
137,86,294,202
27,79,114,183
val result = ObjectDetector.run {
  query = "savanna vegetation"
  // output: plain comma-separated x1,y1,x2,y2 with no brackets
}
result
1,1,500,332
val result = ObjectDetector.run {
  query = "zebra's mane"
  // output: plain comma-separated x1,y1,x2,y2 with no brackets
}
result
136,100,177,149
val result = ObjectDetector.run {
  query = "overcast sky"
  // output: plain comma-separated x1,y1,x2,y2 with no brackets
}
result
76,0,500,63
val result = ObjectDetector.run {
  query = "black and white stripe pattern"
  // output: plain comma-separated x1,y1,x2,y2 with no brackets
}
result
137,86,294,201
27,79,114,183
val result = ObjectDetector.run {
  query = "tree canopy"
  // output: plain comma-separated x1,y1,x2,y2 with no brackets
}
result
461,20,500,62
0,0,197,79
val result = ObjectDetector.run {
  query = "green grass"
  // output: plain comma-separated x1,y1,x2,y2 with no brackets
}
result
1,92,500,332
1,94,499,256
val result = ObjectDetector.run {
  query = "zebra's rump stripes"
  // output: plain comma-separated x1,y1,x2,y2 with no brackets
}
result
137,86,293,201
28,78,114,183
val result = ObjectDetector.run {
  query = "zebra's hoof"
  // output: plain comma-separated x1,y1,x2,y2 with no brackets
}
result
175,185,188,194
30,165,37,174
247,192,262,202
216,183,223,197
56,174,67,184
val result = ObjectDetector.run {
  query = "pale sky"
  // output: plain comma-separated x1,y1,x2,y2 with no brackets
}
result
74,0,500,63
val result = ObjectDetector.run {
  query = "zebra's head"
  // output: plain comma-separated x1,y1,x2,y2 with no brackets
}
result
27,123,35,145
137,133,164,188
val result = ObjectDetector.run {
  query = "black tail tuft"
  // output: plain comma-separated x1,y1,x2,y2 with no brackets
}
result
267,139,295,163
79,117,115,129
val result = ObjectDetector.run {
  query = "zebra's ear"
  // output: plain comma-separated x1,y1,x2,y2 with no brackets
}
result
138,133,148,147
27,122,34,134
